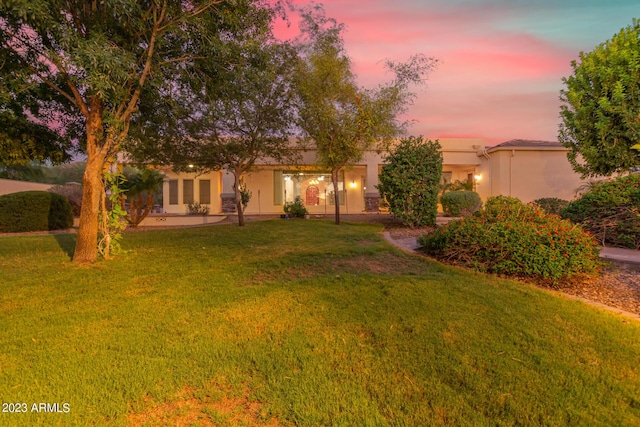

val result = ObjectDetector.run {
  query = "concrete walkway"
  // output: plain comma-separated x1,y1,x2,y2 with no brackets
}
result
383,232,640,270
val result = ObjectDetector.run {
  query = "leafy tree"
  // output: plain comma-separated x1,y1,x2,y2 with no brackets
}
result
559,19,640,177
130,31,298,226
0,0,253,263
377,137,443,227
294,5,437,224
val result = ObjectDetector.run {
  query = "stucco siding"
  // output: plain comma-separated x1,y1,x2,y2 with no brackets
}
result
0,179,52,196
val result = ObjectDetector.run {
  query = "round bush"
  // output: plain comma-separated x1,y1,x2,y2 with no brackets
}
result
440,190,482,216
561,174,640,249
419,196,601,283
0,191,74,232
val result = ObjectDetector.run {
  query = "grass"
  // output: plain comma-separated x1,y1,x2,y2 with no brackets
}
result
0,219,639,426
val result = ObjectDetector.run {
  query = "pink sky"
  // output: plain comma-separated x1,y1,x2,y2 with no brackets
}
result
274,0,638,145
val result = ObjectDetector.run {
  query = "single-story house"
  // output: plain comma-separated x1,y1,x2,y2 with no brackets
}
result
158,138,587,215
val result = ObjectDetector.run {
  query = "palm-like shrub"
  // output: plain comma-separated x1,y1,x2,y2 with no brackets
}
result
121,168,164,227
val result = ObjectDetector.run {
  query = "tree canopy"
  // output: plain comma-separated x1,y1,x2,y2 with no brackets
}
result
0,43,74,167
0,0,269,262
127,14,298,226
294,5,437,224
559,19,640,177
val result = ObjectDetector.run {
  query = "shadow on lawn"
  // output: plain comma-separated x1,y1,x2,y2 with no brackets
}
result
54,233,76,260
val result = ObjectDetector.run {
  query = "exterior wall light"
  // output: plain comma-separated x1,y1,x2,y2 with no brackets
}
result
349,181,357,189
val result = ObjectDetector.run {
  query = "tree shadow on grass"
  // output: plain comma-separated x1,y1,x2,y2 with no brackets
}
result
54,233,76,260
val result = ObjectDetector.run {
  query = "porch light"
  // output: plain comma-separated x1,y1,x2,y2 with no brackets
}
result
349,181,357,189
474,174,482,182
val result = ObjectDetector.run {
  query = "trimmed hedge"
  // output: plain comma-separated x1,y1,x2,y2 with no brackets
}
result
0,191,74,232
440,190,482,216
561,174,640,249
419,196,601,283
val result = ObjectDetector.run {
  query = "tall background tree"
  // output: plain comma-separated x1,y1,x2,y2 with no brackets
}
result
294,5,437,225
559,19,640,177
128,17,298,226
0,0,256,263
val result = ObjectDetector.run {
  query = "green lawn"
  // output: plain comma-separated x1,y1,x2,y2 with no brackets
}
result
0,220,638,426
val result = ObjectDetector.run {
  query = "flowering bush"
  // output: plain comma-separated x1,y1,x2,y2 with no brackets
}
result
419,196,601,283
561,174,640,249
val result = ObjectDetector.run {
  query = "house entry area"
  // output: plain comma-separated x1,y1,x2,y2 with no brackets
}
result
274,171,345,214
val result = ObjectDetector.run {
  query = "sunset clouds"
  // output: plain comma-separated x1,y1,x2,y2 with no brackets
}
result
276,0,638,144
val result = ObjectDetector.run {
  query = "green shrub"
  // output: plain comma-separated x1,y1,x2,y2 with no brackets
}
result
284,196,308,218
186,202,209,215
440,191,482,216
377,136,442,227
0,191,73,232
561,174,640,248
533,198,570,215
419,196,601,283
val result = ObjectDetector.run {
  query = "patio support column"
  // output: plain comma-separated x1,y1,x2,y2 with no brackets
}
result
220,170,236,213
364,161,380,212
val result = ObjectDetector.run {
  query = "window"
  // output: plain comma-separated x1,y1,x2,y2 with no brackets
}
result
441,172,452,185
183,179,194,204
199,180,211,204
169,180,178,205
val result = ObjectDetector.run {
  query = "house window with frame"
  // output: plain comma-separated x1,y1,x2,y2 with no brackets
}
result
441,171,452,186
183,179,194,205
168,180,178,205
199,180,211,204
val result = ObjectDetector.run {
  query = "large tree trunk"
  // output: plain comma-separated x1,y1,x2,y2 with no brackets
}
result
73,109,107,264
73,149,105,263
332,168,341,225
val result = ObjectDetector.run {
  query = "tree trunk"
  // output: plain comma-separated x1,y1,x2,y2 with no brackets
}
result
332,168,341,225
73,107,108,263
234,172,245,227
137,193,154,225
73,152,105,263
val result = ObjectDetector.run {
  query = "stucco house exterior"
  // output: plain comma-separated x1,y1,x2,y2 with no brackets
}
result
158,138,587,216
0,178,53,196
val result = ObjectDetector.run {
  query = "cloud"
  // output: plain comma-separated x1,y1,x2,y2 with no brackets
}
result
275,0,637,143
